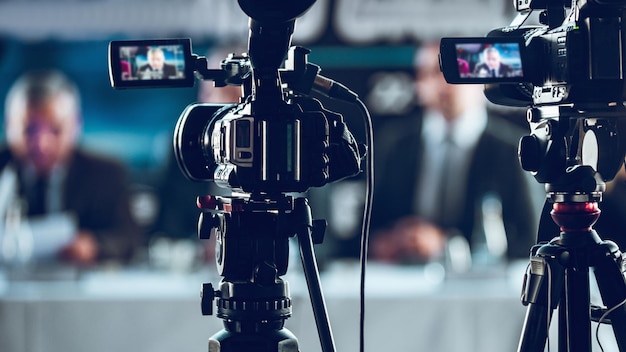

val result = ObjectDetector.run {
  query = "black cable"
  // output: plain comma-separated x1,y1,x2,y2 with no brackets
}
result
355,97,373,352
596,296,626,352
313,75,374,352
546,260,552,352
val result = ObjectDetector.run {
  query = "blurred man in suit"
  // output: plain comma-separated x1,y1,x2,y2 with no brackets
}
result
473,46,515,78
137,47,178,80
370,42,538,266
0,69,140,266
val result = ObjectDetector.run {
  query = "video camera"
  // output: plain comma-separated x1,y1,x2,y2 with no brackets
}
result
440,0,626,185
440,0,626,107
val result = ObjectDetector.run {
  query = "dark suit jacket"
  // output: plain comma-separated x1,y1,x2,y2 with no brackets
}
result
473,62,516,78
137,63,178,79
152,150,211,240
371,113,537,259
0,148,141,262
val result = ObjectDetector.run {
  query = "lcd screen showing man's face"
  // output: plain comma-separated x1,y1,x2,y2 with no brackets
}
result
439,37,527,84
108,39,194,88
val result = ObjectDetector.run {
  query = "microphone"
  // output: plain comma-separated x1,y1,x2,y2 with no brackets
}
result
313,75,359,102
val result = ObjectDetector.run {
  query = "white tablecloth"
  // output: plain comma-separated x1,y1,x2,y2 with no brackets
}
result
0,261,620,352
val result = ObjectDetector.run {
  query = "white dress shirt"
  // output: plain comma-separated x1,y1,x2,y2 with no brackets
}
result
413,107,488,225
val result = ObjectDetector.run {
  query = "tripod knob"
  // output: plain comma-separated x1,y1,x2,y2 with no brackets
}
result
311,219,327,245
519,135,542,172
201,282,216,316
198,212,220,240
197,195,218,209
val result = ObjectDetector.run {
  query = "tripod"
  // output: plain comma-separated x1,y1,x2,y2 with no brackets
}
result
197,194,336,352
517,107,626,351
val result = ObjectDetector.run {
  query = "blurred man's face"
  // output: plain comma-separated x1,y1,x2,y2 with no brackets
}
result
7,92,78,175
415,46,463,121
148,51,165,70
415,46,449,110
415,45,485,122
485,50,501,70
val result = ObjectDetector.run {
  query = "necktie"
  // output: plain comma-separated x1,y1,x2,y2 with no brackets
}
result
28,176,48,216
437,132,457,227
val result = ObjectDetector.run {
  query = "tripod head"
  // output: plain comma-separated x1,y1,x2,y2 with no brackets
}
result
517,104,626,241
519,105,626,186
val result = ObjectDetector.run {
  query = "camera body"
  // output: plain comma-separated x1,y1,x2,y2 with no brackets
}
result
173,95,338,194
439,0,626,108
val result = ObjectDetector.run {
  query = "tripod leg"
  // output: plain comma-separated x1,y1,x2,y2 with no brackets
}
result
592,240,626,350
518,250,565,352
294,198,337,352
560,263,591,352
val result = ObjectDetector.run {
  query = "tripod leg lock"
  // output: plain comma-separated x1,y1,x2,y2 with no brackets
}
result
521,257,547,306
521,255,563,309
311,219,327,245
591,305,613,324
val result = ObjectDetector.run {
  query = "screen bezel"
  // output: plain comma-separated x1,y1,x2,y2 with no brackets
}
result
439,37,528,84
108,38,195,89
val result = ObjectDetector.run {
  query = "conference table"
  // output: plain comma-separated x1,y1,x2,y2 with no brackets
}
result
0,260,620,352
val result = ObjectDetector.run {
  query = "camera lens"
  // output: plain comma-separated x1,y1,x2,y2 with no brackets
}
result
174,103,235,181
